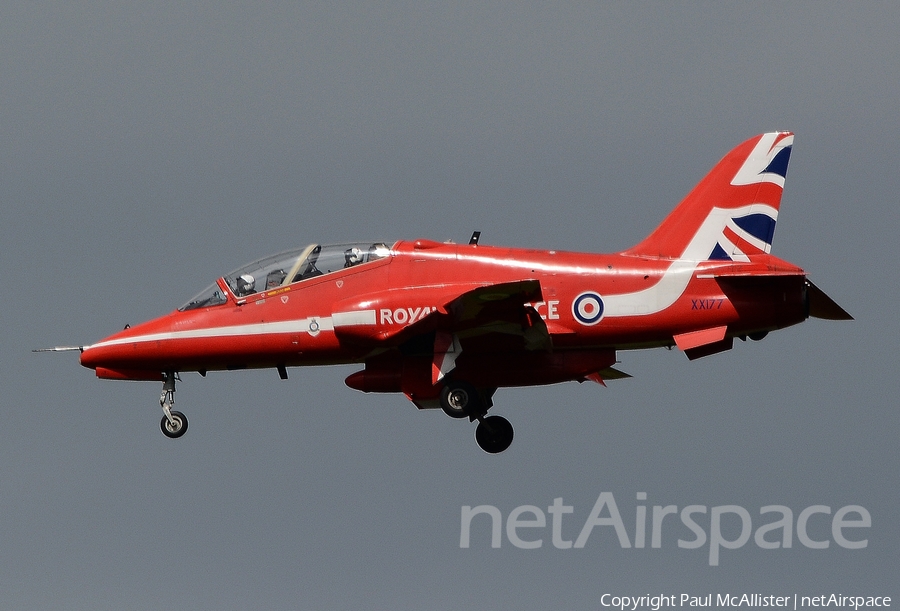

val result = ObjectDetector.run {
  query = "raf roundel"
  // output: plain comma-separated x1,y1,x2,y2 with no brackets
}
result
572,291,605,326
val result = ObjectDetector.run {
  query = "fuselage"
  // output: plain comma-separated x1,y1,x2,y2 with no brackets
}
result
79,238,809,381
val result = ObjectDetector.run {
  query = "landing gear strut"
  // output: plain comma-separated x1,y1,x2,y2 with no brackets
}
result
439,380,513,453
159,372,188,439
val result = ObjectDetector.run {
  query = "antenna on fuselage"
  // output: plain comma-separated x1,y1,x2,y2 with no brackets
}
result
468,231,481,245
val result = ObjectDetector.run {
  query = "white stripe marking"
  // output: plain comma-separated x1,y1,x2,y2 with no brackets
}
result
604,204,776,317
88,317,336,349
332,310,377,327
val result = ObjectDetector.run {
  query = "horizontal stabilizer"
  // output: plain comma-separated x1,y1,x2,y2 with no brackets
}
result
806,280,853,320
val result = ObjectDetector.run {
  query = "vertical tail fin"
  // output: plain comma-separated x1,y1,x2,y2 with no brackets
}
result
623,132,794,261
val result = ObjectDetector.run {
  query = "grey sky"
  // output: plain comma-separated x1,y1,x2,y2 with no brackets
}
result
2,2,898,609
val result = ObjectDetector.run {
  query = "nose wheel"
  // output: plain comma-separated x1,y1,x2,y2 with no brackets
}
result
159,372,188,439
160,410,188,438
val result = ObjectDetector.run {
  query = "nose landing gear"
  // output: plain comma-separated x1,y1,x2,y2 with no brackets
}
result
159,372,188,439
439,380,513,454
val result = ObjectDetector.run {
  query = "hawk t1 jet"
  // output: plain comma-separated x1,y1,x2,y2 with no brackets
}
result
41,132,851,453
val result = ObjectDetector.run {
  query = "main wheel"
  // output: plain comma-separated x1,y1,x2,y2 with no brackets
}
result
474,415,514,454
439,381,481,419
160,410,188,439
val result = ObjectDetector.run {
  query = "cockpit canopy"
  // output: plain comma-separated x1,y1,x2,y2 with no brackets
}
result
180,242,392,311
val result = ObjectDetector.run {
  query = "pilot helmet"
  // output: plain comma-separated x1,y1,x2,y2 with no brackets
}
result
345,247,363,265
237,274,255,293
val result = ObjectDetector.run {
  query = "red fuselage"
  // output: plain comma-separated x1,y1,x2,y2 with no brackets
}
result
80,239,809,390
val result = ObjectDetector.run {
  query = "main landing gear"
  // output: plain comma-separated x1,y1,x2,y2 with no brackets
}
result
159,372,188,439
473,415,514,454
439,380,513,454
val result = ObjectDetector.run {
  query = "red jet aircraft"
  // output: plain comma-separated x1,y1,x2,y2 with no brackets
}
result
44,132,851,453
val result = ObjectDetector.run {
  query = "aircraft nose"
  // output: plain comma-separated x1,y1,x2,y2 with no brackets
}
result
78,335,166,381
78,322,151,372
79,344,100,370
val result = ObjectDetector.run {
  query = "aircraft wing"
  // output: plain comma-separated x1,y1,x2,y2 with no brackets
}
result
392,279,557,385
445,279,543,322
394,279,550,351
332,279,550,350
332,279,552,386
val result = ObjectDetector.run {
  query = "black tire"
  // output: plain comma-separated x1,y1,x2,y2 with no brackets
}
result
474,415,514,454
439,381,482,419
160,410,188,439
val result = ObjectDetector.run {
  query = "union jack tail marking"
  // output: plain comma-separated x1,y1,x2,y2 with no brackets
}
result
624,132,793,261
